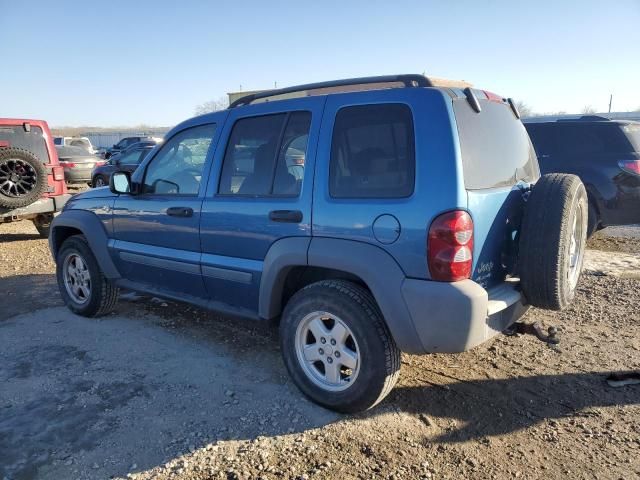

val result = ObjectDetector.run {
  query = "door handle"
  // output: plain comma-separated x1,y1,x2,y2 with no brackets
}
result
269,209,303,223
166,206,193,218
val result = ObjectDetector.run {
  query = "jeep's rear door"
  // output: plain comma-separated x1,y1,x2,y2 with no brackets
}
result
453,93,540,288
199,97,324,315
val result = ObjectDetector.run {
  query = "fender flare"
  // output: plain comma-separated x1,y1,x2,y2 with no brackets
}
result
259,237,310,320
49,210,121,279
259,236,424,354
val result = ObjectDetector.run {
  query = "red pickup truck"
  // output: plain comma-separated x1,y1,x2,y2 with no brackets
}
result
0,118,71,237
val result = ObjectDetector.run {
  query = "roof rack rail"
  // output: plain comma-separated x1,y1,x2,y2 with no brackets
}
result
229,74,433,108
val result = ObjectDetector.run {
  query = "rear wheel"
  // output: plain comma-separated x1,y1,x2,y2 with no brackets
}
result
56,235,119,317
280,280,400,413
519,173,588,310
587,201,600,238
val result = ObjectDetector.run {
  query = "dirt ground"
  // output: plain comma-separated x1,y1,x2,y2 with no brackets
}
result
1,221,639,480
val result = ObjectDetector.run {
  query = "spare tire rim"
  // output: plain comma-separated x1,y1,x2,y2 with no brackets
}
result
0,158,38,198
568,201,586,290
294,311,360,392
63,253,92,305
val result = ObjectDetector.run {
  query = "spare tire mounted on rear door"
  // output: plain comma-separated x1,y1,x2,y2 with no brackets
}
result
518,173,588,310
0,147,48,209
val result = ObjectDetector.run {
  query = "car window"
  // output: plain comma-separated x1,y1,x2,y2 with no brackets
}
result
525,124,558,156
330,104,415,198
142,124,216,195
455,99,539,190
118,149,143,164
218,111,311,196
274,113,311,194
0,125,50,163
557,124,638,156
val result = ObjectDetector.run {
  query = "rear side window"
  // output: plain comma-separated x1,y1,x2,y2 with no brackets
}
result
0,125,50,163
557,124,637,155
330,104,415,198
454,100,539,190
218,111,311,196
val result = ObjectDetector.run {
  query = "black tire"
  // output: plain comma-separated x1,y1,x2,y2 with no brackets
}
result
0,147,48,208
519,173,588,310
56,235,119,317
92,175,108,188
32,214,54,238
587,201,599,239
280,280,400,413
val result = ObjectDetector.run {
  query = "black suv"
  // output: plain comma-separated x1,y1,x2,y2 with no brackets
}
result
524,116,640,236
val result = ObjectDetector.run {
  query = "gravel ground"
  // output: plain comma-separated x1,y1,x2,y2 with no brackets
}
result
1,221,639,480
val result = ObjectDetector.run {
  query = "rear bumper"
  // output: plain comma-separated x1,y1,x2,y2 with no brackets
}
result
0,194,72,220
64,167,93,182
401,278,527,353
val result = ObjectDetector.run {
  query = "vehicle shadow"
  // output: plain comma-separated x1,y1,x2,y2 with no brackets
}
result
0,232,42,243
0,273,60,321
1,274,639,479
379,370,640,443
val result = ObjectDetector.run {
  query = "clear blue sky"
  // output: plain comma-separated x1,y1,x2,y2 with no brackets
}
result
1,0,639,127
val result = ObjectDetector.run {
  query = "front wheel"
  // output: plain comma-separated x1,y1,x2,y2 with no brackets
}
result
93,175,107,188
280,280,400,413
56,235,119,317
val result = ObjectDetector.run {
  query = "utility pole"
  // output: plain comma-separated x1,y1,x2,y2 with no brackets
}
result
608,94,613,113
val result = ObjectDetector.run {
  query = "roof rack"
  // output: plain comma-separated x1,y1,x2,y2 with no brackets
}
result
229,74,433,108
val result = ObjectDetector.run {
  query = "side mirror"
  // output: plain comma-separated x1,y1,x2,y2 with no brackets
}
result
110,171,132,194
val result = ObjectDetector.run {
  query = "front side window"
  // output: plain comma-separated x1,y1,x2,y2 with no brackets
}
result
142,124,216,195
218,111,311,196
329,104,415,198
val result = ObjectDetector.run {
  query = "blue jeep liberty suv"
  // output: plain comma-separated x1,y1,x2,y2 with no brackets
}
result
50,75,588,412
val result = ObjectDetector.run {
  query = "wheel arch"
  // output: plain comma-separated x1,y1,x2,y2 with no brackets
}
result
50,210,121,279
259,236,424,353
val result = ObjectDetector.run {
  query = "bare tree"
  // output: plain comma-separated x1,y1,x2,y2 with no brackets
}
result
581,105,596,114
514,101,534,118
195,96,228,115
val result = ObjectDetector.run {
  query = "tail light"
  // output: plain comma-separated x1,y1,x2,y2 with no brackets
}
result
58,160,76,167
94,160,107,167
618,160,640,176
52,166,65,181
427,210,474,282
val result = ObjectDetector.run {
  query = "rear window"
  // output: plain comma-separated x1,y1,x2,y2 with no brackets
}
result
330,103,415,198
0,125,50,163
454,99,539,190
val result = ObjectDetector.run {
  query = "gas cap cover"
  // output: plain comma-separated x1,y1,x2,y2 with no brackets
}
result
372,214,401,244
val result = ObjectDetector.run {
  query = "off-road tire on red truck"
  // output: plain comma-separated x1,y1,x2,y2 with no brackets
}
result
0,148,48,209
519,173,588,310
